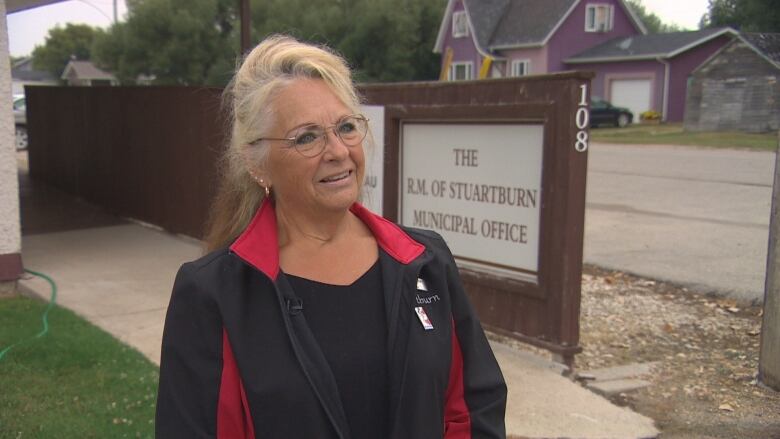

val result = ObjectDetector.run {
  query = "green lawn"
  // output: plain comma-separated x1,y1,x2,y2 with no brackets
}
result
591,123,779,151
0,296,158,438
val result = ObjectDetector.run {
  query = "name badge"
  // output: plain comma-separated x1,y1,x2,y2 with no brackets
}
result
414,307,434,330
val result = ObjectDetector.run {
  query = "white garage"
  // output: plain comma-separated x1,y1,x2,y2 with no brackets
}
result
609,79,652,122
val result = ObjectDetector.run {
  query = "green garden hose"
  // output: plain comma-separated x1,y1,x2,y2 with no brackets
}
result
0,269,58,361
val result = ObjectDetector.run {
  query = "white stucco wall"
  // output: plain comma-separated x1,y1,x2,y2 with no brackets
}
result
0,0,22,257
13,79,57,95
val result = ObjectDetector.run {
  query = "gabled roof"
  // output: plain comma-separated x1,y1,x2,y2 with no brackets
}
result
565,28,737,63
741,33,780,66
433,0,647,54
11,57,33,71
11,57,57,82
690,32,780,76
465,0,510,54
61,60,116,81
488,0,579,48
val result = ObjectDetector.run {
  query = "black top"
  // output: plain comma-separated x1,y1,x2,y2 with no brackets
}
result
285,260,388,439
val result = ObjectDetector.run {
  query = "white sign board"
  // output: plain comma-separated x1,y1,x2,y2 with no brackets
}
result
401,123,544,279
360,105,385,215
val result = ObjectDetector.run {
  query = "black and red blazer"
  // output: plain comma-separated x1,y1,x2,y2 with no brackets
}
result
156,200,507,438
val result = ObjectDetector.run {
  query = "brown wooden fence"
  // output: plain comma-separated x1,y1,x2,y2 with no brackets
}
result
26,86,225,238
26,72,590,363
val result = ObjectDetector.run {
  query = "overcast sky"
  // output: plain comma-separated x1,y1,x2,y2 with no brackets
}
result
8,0,128,57
641,0,709,29
7,0,711,57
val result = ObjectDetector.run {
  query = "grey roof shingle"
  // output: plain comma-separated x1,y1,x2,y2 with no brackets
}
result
566,28,732,62
463,0,577,50
11,58,57,82
741,32,780,64
62,60,115,80
13,69,56,82
463,0,510,53
489,0,577,47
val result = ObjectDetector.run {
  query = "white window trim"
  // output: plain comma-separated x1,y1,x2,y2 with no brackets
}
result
449,61,474,81
490,63,504,79
585,3,614,32
452,11,469,38
510,59,531,77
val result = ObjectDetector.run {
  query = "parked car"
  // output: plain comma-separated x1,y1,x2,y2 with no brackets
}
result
13,94,27,150
590,97,633,128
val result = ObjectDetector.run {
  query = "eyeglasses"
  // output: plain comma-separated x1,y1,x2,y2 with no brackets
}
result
251,114,369,157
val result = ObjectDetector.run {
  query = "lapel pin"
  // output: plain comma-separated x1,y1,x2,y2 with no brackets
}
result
414,307,435,330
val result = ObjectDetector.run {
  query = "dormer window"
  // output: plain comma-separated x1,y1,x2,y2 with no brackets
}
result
452,11,469,38
585,4,614,32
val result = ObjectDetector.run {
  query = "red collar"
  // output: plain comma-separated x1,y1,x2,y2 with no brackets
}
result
229,199,425,280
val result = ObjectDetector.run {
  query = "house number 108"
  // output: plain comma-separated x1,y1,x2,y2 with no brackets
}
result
575,84,589,152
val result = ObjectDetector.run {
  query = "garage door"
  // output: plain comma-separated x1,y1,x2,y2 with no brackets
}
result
610,79,652,121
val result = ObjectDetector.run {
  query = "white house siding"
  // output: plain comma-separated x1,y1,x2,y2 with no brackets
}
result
0,0,22,292
13,78,57,95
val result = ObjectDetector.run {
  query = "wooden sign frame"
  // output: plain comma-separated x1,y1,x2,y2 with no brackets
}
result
363,73,592,366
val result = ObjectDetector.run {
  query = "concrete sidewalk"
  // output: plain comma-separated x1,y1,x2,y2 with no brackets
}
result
19,222,658,438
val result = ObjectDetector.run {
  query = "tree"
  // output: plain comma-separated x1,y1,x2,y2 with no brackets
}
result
700,0,780,31
92,0,446,85
349,0,443,81
31,23,103,77
93,0,237,85
624,0,684,33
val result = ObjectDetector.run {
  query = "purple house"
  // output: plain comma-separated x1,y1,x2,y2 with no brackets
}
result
433,0,737,122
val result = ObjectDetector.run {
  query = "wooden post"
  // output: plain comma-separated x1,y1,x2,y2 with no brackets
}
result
240,0,251,55
759,133,780,390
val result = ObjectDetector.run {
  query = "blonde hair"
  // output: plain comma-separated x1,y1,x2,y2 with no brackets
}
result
204,35,364,251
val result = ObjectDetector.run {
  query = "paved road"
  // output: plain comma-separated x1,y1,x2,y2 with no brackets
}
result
585,143,776,303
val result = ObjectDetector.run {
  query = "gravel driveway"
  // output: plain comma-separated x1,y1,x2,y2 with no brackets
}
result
578,265,779,438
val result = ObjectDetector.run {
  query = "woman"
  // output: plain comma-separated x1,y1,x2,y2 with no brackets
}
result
156,35,507,439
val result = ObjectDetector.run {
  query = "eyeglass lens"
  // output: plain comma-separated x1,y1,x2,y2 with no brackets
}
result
290,116,368,156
